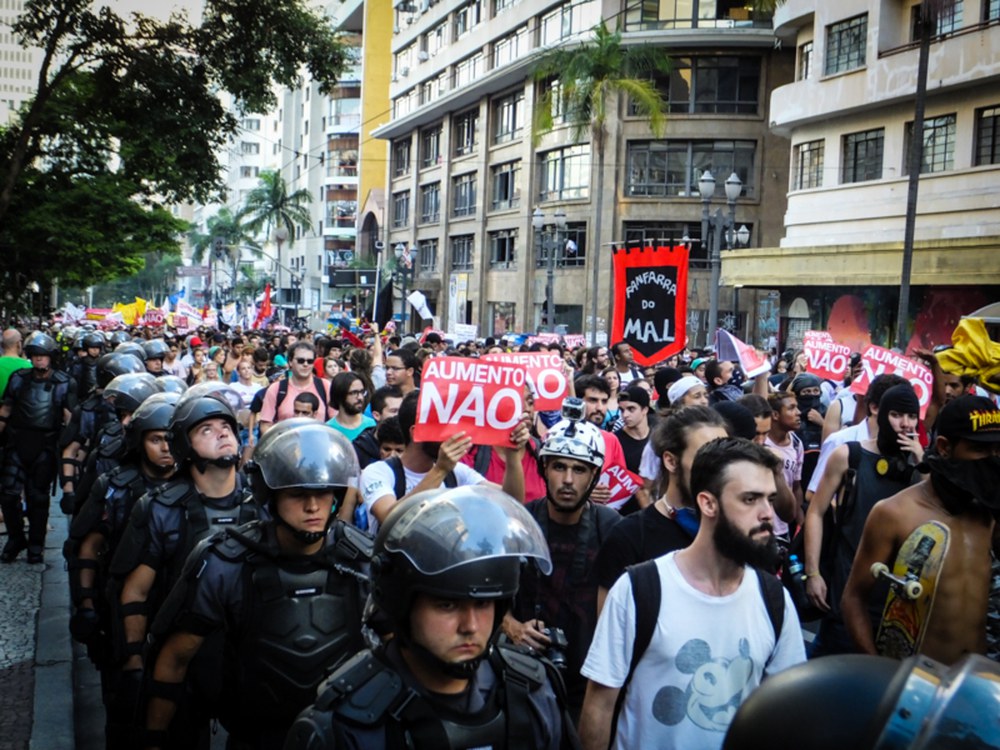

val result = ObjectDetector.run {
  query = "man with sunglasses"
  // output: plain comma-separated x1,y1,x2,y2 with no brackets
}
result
257,342,331,433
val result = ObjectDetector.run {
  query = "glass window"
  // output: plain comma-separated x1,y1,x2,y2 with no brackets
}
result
623,221,717,267
904,114,956,174
793,140,824,190
454,1,481,39
911,1,963,37
538,145,590,201
451,235,475,271
842,129,884,183
453,53,484,89
417,239,438,276
493,91,524,143
392,190,410,228
798,41,813,81
625,140,757,198
420,182,441,223
424,21,447,57
988,0,1000,21
421,125,442,168
493,27,526,68
540,4,575,45
491,301,517,336
490,161,521,211
241,141,260,155
494,0,516,14
975,105,1000,166
639,56,760,115
452,173,478,217
489,229,518,268
392,139,411,177
453,110,478,157
825,15,867,75
535,222,586,268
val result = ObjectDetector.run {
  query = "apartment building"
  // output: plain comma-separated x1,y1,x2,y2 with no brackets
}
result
726,0,1000,351
0,0,39,126
371,0,793,342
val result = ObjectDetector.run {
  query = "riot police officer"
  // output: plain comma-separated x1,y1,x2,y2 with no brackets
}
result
0,331,77,563
68,329,106,397
284,484,581,750
145,420,369,750
107,383,260,747
142,340,171,377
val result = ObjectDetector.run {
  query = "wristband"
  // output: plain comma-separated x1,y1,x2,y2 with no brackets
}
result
805,571,821,578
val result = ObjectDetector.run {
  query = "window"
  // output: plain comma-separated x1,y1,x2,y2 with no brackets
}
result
392,190,410,228
239,166,260,178
793,140,824,190
240,141,260,155
491,301,517,335
625,140,757,197
825,15,867,75
424,22,447,57
975,105,1000,166
490,161,521,210
421,126,442,168
535,222,586,268
454,1,481,39
493,27,526,68
451,235,474,271
493,91,524,143
842,129,884,183
243,118,261,131
420,182,441,223
394,43,415,77
489,229,517,268
645,56,760,115
540,4,575,45
988,0,1000,21
452,173,477,217
623,221,717,267
417,239,438,275
494,0,516,14
453,110,478,156
537,77,568,125
798,41,813,81
904,114,956,174
539,145,590,200
911,1,963,37
392,139,411,177
454,54,484,89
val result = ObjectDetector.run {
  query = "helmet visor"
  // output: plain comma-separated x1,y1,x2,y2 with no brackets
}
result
382,486,553,576
254,422,360,489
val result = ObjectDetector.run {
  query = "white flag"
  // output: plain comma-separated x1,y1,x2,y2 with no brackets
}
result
407,291,434,321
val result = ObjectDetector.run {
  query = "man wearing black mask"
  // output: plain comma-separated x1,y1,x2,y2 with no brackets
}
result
841,395,1000,665
803,383,923,655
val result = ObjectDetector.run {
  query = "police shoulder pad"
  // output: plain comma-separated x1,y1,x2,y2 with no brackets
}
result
152,478,194,508
323,650,406,727
494,640,546,690
108,465,141,489
331,521,374,563
215,521,265,561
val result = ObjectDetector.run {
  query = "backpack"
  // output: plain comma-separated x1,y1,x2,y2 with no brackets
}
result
273,376,329,414
471,438,541,476
610,560,786,738
385,455,456,500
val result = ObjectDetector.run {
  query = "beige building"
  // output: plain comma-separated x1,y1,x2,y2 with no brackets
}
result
727,0,1000,351
0,0,40,126
372,0,792,343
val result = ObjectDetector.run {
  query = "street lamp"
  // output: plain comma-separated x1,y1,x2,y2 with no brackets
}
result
272,227,289,325
532,207,567,332
700,170,743,346
394,242,417,332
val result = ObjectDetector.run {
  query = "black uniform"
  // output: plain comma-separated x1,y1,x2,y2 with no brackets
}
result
284,638,577,750
69,354,100,398
59,394,117,514
151,519,371,749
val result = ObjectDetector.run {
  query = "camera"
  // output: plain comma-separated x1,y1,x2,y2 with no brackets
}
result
541,626,569,670
561,396,585,423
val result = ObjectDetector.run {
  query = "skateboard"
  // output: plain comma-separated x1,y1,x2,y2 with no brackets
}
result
871,520,951,659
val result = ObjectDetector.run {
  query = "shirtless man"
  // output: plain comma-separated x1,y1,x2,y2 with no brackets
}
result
841,395,1000,665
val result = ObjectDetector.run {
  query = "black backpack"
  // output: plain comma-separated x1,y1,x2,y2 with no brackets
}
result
273,375,329,414
385,455,456,500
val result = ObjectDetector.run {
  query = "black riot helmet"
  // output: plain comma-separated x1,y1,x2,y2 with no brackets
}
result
96,352,146,389
156,374,188,395
168,383,241,469
82,332,104,352
103,373,161,415
125,392,180,456
108,330,130,347
24,331,58,358
142,339,170,361
249,420,360,543
115,341,147,362
371,485,551,677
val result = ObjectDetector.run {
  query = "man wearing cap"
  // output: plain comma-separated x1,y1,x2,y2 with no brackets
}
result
841,395,1000,665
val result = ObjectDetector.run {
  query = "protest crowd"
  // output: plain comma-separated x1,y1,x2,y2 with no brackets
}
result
1,311,999,750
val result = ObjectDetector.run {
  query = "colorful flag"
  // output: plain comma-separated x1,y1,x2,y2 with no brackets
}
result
253,283,273,329
714,329,771,378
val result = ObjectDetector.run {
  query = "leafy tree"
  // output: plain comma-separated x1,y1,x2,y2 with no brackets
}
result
240,170,314,244
188,207,261,266
532,21,669,343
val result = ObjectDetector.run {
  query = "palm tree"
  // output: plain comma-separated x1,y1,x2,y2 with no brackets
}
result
533,20,670,344
188,207,261,266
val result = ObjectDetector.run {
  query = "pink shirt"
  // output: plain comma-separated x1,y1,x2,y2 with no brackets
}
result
258,377,332,424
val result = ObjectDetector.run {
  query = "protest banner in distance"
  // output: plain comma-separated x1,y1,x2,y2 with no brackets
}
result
850,345,934,419
605,464,644,510
715,329,771,378
611,245,689,367
483,351,567,410
414,356,525,446
803,330,852,381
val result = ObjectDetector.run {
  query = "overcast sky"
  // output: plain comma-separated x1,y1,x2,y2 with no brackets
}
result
104,0,204,23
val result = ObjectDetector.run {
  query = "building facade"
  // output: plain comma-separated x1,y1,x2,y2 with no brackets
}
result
372,0,793,343
726,0,1000,352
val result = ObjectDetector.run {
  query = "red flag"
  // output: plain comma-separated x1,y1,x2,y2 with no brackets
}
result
341,329,365,348
714,329,771,378
253,283,272,329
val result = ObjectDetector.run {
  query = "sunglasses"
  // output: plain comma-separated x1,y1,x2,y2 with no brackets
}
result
295,358,315,365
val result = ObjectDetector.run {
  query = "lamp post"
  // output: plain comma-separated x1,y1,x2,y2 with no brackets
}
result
699,170,743,346
272,227,289,325
394,242,416,332
532,207,567,332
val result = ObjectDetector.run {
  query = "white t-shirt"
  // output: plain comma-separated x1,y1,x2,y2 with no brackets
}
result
581,552,805,750
358,459,486,535
806,419,871,494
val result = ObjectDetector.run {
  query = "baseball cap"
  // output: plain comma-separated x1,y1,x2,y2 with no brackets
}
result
935,395,1000,443
619,386,650,411
189,336,203,348
668,375,704,406
691,357,708,371
712,401,757,441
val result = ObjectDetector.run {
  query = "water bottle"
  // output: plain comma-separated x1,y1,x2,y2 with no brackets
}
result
785,554,808,609
787,554,804,578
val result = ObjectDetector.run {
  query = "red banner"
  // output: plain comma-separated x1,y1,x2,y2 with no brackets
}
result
144,309,165,326
611,245,688,367
414,356,525,447
605,464,644,509
253,283,272,329
483,352,567,410
850,344,934,419
803,330,852,381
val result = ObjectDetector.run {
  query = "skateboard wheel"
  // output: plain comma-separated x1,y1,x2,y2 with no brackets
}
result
871,562,889,578
904,581,923,599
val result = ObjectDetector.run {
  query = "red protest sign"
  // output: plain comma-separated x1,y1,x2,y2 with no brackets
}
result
850,345,934,419
144,309,165,326
414,356,526,447
803,331,852,381
605,464,644,509
483,352,567,410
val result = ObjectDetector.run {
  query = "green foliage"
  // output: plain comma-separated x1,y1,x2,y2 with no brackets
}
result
241,170,313,247
188,207,261,266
